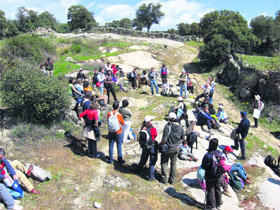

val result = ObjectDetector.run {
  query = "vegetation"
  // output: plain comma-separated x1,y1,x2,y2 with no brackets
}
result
135,3,164,32
105,18,133,29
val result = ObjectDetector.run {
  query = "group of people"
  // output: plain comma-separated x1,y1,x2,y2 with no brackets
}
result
40,57,54,76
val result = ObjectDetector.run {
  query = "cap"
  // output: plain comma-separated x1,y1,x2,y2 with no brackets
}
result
255,95,261,100
181,69,186,73
177,96,183,101
224,146,233,153
79,68,83,71
240,111,247,117
168,112,177,120
144,115,155,122
218,105,223,109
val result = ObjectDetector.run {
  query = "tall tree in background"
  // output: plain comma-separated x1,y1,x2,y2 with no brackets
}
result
67,5,97,31
135,3,164,32
177,23,191,36
105,18,132,29
0,10,7,39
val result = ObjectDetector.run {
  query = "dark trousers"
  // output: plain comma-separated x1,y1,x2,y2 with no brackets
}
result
234,137,246,158
195,93,204,102
137,145,158,179
161,74,167,82
130,78,137,89
187,85,194,94
106,85,117,103
197,118,212,130
254,118,258,127
93,125,100,139
161,148,179,183
87,138,97,157
205,178,222,208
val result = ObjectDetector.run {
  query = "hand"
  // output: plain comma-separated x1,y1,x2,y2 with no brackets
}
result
13,175,17,180
3,173,8,178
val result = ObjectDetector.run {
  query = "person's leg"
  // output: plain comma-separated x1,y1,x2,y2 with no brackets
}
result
233,137,240,150
0,183,15,210
15,169,34,192
161,153,170,183
111,86,117,101
137,148,149,170
116,133,124,162
106,87,111,103
149,145,158,179
206,180,216,209
99,85,104,95
169,151,178,183
214,179,223,207
154,80,159,94
230,163,247,180
108,135,115,163
150,80,154,95
180,84,183,97
122,121,131,143
206,119,212,130
239,138,246,158
88,138,93,156
254,118,258,128
92,140,98,157
184,84,188,99
10,160,28,174
195,93,204,102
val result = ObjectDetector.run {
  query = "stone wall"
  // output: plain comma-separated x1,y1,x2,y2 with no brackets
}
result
217,54,280,121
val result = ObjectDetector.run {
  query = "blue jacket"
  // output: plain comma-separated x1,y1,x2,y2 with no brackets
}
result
0,158,16,180
197,110,212,125
236,118,250,139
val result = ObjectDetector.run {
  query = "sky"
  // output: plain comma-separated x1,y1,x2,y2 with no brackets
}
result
0,0,279,31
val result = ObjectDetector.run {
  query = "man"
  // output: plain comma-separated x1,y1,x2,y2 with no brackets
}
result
76,68,86,82
178,70,188,99
201,138,223,209
107,101,125,164
160,64,168,83
127,68,137,89
160,112,184,184
197,104,219,134
0,183,23,209
0,148,40,194
148,67,159,95
195,82,211,103
45,57,53,77
232,111,250,160
92,69,99,88
97,68,106,95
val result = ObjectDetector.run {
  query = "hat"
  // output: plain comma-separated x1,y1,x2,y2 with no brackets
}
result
144,115,155,122
255,95,261,101
240,111,247,117
218,104,223,109
168,112,177,120
79,68,83,71
177,96,183,101
224,146,233,153
181,69,186,73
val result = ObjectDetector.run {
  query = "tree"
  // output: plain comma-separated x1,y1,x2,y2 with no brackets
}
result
135,3,164,32
132,18,143,31
190,22,200,37
16,7,37,32
4,20,20,38
36,11,59,29
167,28,177,34
67,5,97,31
177,23,191,36
119,18,133,29
0,10,7,39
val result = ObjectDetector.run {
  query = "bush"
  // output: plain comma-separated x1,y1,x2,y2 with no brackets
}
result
70,44,82,53
1,62,70,124
0,34,55,65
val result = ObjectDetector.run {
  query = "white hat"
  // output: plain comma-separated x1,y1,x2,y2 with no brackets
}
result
177,96,183,101
144,115,155,122
218,104,224,109
168,112,177,120
255,95,261,100
79,68,83,71
181,69,186,73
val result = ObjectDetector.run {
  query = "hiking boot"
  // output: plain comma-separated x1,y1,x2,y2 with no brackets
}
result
26,165,33,177
244,179,252,185
168,179,174,185
148,177,155,181
118,158,125,165
237,156,246,160
29,188,40,194
222,189,232,197
231,145,237,150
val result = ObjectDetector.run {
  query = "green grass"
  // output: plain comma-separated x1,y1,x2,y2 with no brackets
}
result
237,54,280,71
185,41,204,48
54,61,80,77
102,42,132,48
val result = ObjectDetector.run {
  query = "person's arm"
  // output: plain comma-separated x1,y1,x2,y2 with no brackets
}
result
118,113,125,126
71,85,82,96
160,124,169,145
3,158,16,178
79,110,87,119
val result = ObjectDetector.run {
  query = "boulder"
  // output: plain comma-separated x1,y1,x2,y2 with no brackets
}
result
64,57,76,63
239,88,251,99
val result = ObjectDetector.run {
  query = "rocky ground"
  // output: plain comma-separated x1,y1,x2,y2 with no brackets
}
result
1,35,280,210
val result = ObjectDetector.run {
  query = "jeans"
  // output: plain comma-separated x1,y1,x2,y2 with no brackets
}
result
137,145,158,179
0,183,14,210
150,80,159,95
180,84,188,99
108,133,123,163
230,162,247,180
197,118,212,130
88,138,98,157
99,84,104,95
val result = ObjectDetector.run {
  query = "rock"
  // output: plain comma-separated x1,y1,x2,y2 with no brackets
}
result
239,88,251,99
94,202,102,208
64,57,76,62
75,187,79,191
57,129,65,134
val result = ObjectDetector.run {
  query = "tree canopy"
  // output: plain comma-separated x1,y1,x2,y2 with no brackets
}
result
105,18,133,29
135,3,164,32
67,5,97,31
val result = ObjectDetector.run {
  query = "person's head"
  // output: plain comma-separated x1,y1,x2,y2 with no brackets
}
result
107,70,112,75
94,69,98,74
203,104,209,111
47,57,52,62
218,104,223,111
40,64,45,69
77,78,82,84
89,102,99,110
181,69,186,75
122,100,129,108
107,62,110,66
133,68,137,73
84,91,92,99
69,77,74,84
113,101,120,110
205,82,209,88
182,140,188,147
168,112,177,122
79,68,83,72
240,111,247,119
223,146,233,154
208,77,213,82
143,70,147,75
177,96,183,102
100,68,105,73
209,104,214,109
150,67,154,72
162,64,165,67
255,95,261,101
163,79,167,84
207,138,218,152
84,81,89,88
144,115,155,126
0,148,6,160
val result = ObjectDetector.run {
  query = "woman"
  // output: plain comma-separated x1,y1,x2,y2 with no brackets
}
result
135,116,158,181
84,81,92,92
79,103,100,158
216,104,228,123
104,70,117,104
187,74,194,94
119,100,132,143
253,95,263,128
68,77,82,97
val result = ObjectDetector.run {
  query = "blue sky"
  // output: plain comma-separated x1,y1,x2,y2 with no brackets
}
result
0,0,279,31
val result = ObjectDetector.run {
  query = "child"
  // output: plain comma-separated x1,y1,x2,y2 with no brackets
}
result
178,140,198,161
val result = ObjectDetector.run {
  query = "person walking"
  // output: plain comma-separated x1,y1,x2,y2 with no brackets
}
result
104,70,118,104
148,67,159,95
97,68,106,95
119,100,132,143
253,95,263,128
135,116,158,181
159,112,185,184
178,70,188,99
232,111,250,160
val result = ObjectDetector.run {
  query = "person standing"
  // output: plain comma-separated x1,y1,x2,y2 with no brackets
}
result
160,64,168,83
148,67,159,95
77,68,86,82
135,116,158,181
97,68,106,95
232,111,250,160
119,100,132,143
253,95,263,128
107,101,125,164
159,112,185,184
45,57,53,77
178,70,188,99
92,69,99,88
201,138,223,210
104,70,118,104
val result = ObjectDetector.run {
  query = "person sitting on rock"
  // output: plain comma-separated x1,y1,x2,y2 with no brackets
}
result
161,79,173,96
83,81,92,92
0,148,41,194
186,74,194,94
76,68,86,83
92,87,108,106
194,82,211,104
216,103,228,123
174,97,187,122
178,140,198,162
115,65,124,77
196,104,219,134
138,70,149,88
127,68,137,89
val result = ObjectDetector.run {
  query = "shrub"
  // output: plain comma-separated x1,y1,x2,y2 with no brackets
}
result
0,34,55,65
1,61,70,124
70,44,82,53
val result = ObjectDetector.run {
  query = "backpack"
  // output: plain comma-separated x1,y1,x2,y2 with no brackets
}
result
138,128,153,149
228,172,244,191
161,67,168,75
210,151,225,178
127,72,132,80
264,155,276,168
260,102,265,111
108,111,120,133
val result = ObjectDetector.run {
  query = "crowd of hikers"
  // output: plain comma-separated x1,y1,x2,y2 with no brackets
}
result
1,61,268,209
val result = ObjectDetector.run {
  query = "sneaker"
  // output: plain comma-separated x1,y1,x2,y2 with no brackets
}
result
237,156,246,160
118,159,125,165
12,204,23,210
26,165,33,176
231,145,237,150
93,154,100,159
222,189,232,197
148,177,155,181
168,179,174,185
29,188,40,194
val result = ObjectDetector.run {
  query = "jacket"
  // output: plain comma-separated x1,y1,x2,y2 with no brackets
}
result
0,158,16,181
162,122,184,147
236,118,250,139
